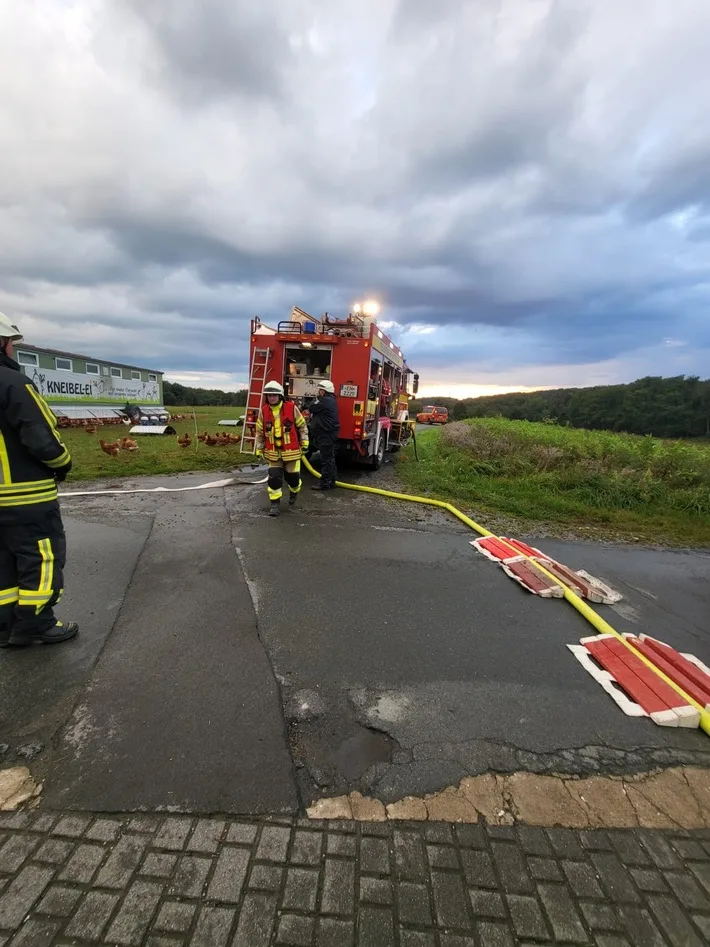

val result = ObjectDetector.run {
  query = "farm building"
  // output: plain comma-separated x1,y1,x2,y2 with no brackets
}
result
14,343,168,427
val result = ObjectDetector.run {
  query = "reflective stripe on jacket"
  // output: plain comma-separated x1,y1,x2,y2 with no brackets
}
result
255,399,308,461
0,354,71,510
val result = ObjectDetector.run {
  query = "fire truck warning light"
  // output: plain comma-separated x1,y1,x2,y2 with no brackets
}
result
353,299,380,317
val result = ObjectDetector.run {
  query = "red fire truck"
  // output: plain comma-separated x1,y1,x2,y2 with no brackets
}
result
241,307,419,468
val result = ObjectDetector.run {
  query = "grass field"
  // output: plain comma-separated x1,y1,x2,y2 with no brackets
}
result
398,418,710,546
61,408,710,545
60,406,253,481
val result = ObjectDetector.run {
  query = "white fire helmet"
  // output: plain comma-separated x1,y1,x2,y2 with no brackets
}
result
263,381,285,397
318,380,335,393
0,312,23,341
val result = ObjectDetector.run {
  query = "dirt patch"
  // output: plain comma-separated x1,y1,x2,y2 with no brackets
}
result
308,766,710,829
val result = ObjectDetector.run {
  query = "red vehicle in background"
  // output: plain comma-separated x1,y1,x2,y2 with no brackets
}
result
242,306,419,469
416,405,449,425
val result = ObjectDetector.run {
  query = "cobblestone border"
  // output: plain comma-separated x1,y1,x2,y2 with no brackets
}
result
1,808,710,945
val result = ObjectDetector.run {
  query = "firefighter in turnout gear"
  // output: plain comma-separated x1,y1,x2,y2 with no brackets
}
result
255,381,309,516
308,380,340,490
0,313,78,646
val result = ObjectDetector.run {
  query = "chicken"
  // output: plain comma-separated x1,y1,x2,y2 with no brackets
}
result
121,437,138,452
177,433,192,448
85,425,97,435
99,439,121,456
205,434,219,446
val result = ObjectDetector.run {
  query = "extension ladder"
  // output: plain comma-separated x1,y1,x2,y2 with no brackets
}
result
240,347,271,453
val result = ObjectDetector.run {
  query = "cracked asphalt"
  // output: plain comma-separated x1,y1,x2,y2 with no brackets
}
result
1,465,709,814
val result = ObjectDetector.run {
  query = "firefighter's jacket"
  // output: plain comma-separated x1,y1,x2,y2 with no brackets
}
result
0,353,72,513
308,391,340,440
255,399,309,462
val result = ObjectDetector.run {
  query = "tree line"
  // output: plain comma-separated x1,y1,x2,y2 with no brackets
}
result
165,374,710,438
411,375,710,438
163,381,248,407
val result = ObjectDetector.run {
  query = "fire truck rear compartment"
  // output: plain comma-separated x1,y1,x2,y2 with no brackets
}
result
246,310,417,466
286,346,332,378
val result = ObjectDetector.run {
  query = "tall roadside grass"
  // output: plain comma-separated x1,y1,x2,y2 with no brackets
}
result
398,419,710,546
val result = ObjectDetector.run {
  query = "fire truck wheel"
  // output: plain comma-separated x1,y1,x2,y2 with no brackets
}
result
370,434,385,471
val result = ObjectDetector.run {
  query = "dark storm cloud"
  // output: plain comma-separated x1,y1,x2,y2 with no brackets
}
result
119,0,295,104
381,0,590,195
627,148,710,223
0,0,709,393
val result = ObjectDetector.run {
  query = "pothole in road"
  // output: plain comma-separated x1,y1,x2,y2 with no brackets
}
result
290,718,399,800
329,727,395,782
284,687,401,801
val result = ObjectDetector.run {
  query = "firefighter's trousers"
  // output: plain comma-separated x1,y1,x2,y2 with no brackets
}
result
0,505,66,639
314,434,338,488
267,457,302,501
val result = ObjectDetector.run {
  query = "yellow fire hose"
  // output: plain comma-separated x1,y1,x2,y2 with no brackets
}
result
303,455,710,738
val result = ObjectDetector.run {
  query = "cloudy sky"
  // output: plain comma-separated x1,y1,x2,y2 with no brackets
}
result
2,0,709,398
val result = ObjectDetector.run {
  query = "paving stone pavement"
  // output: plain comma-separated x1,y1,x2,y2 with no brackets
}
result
1,810,709,946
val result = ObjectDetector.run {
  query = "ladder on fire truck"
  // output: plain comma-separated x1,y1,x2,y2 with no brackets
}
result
240,347,271,454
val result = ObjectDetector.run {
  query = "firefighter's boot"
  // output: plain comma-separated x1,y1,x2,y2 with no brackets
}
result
269,500,281,517
288,490,297,507
8,621,79,646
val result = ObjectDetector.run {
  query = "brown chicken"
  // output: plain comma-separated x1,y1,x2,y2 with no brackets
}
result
204,434,219,446
177,433,192,448
99,439,121,456
85,425,97,435
121,437,138,452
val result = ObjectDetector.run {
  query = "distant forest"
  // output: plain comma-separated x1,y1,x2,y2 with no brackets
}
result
411,375,710,439
163,381,247,407
164,375,710,439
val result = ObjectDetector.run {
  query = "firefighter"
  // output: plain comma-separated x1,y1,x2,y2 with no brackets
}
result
308,380,340,491
255,380,309,516
0,313,78,647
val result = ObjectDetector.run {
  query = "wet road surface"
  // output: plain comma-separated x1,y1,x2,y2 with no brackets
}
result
1,465,708,813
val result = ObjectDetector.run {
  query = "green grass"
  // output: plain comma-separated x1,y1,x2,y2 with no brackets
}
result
398,418,710,546
60,406,254,481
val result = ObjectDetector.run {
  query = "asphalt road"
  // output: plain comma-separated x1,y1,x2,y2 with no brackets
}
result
227,474,710,803
1,474,296,815
1,465,708,814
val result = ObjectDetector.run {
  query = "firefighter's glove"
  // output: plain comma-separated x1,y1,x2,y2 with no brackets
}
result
54,461,72,483
255,449,263,458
